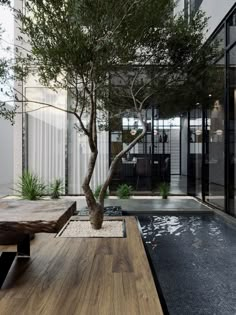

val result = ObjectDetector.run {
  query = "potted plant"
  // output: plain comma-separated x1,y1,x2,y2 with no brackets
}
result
116,184,133,199
159,182,170,199
50,179,64,199
16,171,46,200
94,185,109,200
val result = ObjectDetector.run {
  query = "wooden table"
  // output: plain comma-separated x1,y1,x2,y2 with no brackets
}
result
0,199,76,288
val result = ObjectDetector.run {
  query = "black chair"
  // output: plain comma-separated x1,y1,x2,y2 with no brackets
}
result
161,157,170,182
136,158,151,190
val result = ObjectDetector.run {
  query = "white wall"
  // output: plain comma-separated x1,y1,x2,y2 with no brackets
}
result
0,1,15,193
174,0,185,16
0,118,13,195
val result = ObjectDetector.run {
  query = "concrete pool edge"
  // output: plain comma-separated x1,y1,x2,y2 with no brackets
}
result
122,197,236,225
212,208,236,229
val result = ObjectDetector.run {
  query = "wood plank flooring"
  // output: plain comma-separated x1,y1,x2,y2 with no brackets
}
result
0,217,163,315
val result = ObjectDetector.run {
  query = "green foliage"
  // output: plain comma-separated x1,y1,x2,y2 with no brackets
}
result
50,178,64,199
93,185,108,200
6,0,218,118
116,184,133,199
159,182,170,199
0,103,16,125
16,171,46,200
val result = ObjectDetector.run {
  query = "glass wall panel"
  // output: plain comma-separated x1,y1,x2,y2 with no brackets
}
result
109,106,181,192
153,117,180,175
181,114,188,177
188,109,202,197
204,66,225,209
212,26,225,57
227,9,236,46
228,44,236,215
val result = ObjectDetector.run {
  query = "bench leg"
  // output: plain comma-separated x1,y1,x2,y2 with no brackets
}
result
0,234,30,288
0,234,31,288
0,252,17,288
17,234,30,257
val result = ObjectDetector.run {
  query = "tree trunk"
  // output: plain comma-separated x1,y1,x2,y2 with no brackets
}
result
89,202,104,230
83,184,104,229
83,183,104,229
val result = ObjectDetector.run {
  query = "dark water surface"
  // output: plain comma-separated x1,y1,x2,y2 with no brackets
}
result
139,215,236,315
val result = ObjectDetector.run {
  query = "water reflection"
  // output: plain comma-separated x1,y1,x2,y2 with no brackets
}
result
138,215,236,315
140,215,224,250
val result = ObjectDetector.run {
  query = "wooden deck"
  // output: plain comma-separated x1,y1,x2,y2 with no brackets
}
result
0,217,163,315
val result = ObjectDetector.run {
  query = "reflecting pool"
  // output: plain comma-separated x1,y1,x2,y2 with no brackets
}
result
139,215,236,315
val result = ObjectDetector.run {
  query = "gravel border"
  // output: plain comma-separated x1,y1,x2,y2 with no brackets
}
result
57,220,125,238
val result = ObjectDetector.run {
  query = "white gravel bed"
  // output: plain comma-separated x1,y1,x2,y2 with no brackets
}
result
59,220,124,238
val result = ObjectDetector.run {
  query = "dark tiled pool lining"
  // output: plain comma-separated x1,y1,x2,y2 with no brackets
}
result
136,218,170,315
138,214,236,315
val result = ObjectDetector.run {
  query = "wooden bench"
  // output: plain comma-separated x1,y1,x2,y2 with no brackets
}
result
0,199,76,288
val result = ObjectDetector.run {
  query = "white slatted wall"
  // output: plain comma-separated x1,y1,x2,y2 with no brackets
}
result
67,114,109,194
26,88,67,187
26,87,109,194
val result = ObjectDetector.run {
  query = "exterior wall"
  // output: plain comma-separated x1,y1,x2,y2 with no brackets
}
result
0,2,16,193
0,116,13,195
174,0,185,16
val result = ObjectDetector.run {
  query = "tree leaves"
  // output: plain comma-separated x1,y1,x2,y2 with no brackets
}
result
0,0,219,122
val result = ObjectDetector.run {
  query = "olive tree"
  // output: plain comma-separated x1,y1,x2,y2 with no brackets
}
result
1,0,218,228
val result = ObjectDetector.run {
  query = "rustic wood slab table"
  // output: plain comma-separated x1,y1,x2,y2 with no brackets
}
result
0,199,76,288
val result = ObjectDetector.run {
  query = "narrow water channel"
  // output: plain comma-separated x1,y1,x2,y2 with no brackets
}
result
139,215,236,315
